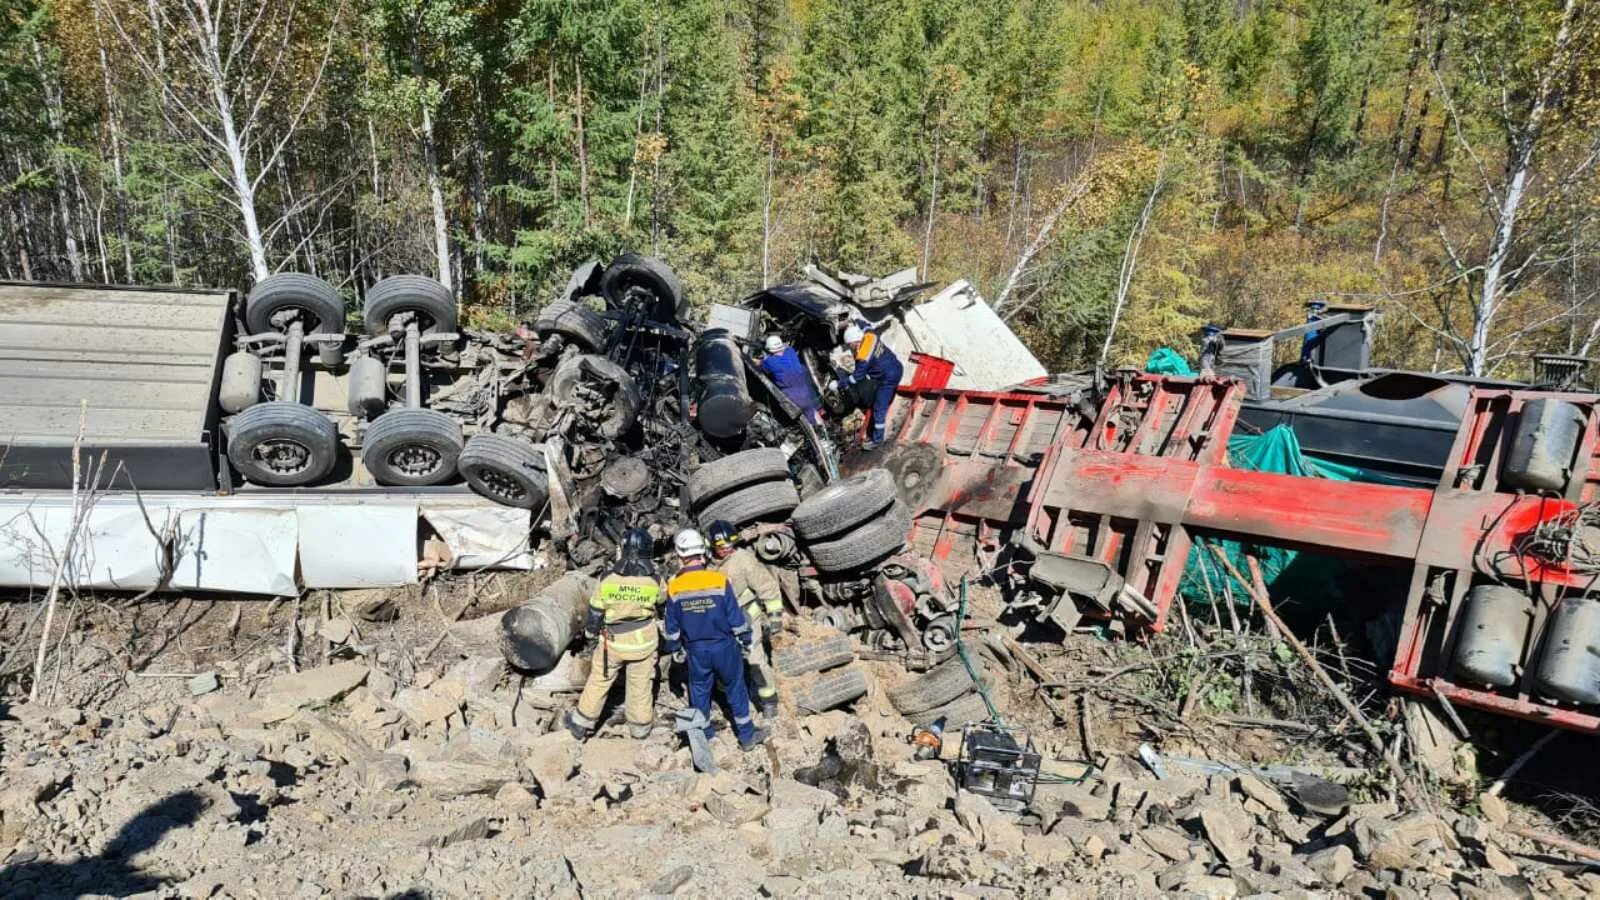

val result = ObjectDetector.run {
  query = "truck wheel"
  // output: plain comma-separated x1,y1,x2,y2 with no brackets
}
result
547,353,641,439
364,275,457,335
772,634,856,677
218,351,262,414
600,253,686,323
806,500,912,573
887,650,1003,716
363,409,463,487
226,401,339,487
905,688,1006,729
532,299,610,351
689,448,791,509
696,480,800,529
245,273,345,336
458,433,549,509
789,468,897,541
791,666,869,714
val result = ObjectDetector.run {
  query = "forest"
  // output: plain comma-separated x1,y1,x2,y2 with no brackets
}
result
0,0,1595,374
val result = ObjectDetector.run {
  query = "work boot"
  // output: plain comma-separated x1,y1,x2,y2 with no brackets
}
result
628,721,654,740
759,698,780,719
739,727,770,752
564,710,593,741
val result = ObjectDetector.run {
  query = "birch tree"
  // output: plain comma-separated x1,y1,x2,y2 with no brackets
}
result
95,0,343,281
1429,0,1592,374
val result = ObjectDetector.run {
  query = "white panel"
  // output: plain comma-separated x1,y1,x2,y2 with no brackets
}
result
420,502,534,570
298,502,418,588
171,507,299,595
874,280,1047,390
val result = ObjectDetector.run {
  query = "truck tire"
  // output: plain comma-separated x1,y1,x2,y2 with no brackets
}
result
218,351,262,414
245,273,345,336
362,409,463,487
805,501,912,573
887,650,1003,716
772,634,856,677
532,299,610,352
905,688,1006,729
790,468,897,541
363,275,457,335
696,480,800,529
792,666,869,714
226,401,339,487
547,353,640,439
458,433,549,509
600,253,686,323
689,448,791,509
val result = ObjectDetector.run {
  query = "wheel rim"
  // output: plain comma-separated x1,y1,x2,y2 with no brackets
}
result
471,465,527,502
254,437,312,475
923,622,956,653
387,442,445,479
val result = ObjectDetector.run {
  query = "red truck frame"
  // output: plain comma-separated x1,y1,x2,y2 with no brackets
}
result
859,372,1600,734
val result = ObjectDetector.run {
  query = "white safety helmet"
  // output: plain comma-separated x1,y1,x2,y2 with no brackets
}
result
843,324,864,345
674,528,707,559
764,334,785,354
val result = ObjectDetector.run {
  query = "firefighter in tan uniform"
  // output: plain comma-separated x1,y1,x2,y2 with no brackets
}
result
565,528,662,740
707,520,784,718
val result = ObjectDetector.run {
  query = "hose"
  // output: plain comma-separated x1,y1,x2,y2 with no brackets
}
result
953,573,1095,786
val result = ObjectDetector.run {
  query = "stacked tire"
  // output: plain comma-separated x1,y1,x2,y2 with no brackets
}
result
887,649,1009,729
771,630,870,715
790,468,911,573
689,448,800,529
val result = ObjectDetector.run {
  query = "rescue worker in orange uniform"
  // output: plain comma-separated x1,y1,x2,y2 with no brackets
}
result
663,528,768,750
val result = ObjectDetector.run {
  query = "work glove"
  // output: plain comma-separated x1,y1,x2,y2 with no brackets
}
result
672,648,687,665
741,641,757,662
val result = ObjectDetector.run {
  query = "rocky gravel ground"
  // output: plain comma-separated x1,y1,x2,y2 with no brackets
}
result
1,588,1596,898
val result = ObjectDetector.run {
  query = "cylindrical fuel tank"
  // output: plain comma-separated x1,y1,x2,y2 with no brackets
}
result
1503,399,1585,493
347,354,388,418
1535,597,1600,704
694,328,754,439
218,351,262,413
499,572,596,672
1452,584,1532,687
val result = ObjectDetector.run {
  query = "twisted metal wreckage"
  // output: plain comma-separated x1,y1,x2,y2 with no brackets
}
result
4,256,1600,739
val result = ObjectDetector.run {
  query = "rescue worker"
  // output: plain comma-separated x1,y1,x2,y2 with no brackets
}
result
565,528,662,741
707,520,784,718
758,334,822,425
840,323,904,448
662,528,769,750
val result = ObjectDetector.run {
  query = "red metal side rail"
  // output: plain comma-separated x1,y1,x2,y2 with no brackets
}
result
849,383,1095,571
1023,378,1600,733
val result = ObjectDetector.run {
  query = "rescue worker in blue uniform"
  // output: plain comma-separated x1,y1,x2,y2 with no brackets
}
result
758,334,822,424
840,323,904,448
662,528,769,750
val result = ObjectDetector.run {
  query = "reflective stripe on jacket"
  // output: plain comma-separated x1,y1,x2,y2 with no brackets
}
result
590,574,662,655
662,565,751,654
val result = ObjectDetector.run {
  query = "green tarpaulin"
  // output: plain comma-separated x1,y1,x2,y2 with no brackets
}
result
1178,425,1362,608
1145,347,1194,375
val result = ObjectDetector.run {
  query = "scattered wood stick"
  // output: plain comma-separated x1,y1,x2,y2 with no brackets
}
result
1210,546,1420,802
31,402,88,702
1489,729,1561,798
1509,825,1600,864
1000,636,1069,722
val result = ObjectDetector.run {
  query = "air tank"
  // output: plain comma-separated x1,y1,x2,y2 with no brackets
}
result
694,328,754,439
499,572,595,672
1452,584,1532,687
1503,399,1585,493
1535,597,1600,705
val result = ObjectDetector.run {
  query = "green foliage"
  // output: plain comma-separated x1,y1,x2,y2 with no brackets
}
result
0,0,1595,380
